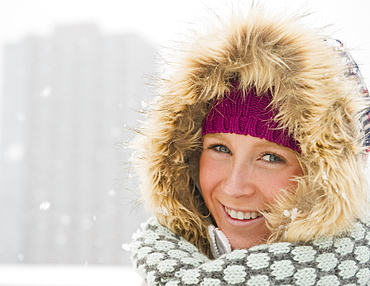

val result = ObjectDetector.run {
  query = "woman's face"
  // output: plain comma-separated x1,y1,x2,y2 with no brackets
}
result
199,133,303,249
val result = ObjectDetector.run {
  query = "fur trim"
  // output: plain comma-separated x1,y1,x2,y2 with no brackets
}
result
132,6,370,256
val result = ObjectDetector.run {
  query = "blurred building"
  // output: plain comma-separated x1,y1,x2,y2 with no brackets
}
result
0,24,154,264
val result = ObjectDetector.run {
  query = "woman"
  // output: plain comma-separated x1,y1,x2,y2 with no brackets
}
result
130,5,370,285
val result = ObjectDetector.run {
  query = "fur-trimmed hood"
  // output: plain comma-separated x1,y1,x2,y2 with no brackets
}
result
132,6,370,257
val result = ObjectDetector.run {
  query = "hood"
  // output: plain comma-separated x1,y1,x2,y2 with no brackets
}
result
132,6,370,257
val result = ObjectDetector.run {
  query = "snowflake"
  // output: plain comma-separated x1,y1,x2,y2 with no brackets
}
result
283,208,301,221
39,201,51,211
121,243,131,251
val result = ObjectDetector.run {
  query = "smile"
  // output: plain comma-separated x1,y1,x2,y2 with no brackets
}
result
225,207,263,220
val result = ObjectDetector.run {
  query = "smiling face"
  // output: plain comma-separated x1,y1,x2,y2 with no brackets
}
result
199,133,303,249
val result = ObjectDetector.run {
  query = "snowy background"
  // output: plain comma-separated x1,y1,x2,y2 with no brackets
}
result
0,0,369,285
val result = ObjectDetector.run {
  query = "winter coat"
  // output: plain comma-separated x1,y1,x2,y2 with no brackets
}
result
130,5,370,286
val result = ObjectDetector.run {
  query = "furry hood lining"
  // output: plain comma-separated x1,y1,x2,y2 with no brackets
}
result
132,6,369,257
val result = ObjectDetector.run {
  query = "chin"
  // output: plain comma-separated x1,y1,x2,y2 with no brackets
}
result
226,230,271,250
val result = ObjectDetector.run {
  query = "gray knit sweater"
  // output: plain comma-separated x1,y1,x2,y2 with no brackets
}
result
131,217,370,286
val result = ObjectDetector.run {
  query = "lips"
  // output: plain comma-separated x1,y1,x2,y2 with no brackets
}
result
225,206,263,220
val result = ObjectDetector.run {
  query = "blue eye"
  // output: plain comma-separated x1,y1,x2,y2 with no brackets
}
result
217,145,230,153
209,144,231,154
261,153,284,163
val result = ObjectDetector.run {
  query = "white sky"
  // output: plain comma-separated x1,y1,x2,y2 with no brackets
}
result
0,0,369,81
0,1,368,41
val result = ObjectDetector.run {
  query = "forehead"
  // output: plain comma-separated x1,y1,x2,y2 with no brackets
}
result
203,133,285,148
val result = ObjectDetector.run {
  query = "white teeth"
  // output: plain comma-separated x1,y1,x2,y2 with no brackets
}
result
225,207,262,220
237,211,244,220
230,210,237,219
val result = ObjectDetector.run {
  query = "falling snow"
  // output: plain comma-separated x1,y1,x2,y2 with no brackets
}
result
5,143,24,163
156,206,169,216
140,100,148,109
322,171,329,185
283,208,301,221
121,243,131,251
108,189,116,196
39,201,51,211
40,86,52,98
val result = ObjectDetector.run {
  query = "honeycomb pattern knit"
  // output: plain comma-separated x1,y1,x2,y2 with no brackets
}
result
131,217,370,286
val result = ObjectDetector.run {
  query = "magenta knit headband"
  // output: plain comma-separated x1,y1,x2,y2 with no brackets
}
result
201,88,300,153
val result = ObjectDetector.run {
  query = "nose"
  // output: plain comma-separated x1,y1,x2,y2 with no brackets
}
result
221,163,257,198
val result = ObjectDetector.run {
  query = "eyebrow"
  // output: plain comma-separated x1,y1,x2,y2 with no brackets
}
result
253,140,287,150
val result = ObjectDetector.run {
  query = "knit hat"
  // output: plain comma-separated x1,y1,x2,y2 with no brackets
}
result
202,87,300,153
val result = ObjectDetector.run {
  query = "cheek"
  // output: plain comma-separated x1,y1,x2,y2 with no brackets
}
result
199,154,212,195
262,171,300,202
199,153,221,203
